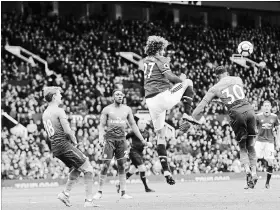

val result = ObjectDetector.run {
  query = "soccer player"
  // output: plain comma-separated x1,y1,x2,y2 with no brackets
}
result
191,66,258,189
255,100,280,189
42,87,99,207
93,89,152,200
142,36,200,185
116,119,155,193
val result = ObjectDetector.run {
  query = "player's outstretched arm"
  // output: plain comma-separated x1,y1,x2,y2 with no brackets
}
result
192,90,216,121
99,107,108,146
58,108,77,145
127,107,148,146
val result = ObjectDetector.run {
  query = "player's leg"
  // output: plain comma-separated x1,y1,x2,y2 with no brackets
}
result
264,143,275,189
116,140,132,199
93,141,114,200
57,167,81,207
137,164,155,192
129,149,154,192
146,98,175,185
246,110,258,186
127,164,137,179
156,125,175,185
79,159,100,207
229,111,253,187
165,79,200,132
116,164,136,193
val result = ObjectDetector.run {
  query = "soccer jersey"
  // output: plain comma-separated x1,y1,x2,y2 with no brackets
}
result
203,76,252,112
42,106,71,155
256,113,279,143
104,105,129,140
127,129,150,152
143,55,172,98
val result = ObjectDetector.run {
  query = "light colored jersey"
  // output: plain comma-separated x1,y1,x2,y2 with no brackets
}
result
203,76,251,110
143,55,172,98
256,112,279,143
193,76,253,121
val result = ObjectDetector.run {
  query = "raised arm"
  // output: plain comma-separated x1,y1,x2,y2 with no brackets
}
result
58,109,77,145
192,89,216,121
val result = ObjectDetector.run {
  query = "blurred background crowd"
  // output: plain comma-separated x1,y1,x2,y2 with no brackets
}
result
1,10,280,180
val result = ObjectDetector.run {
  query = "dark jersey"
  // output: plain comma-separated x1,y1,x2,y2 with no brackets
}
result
103,104,130,141
42,106,70,155
142,55,172,98
127,129,150,152
256,113,279,143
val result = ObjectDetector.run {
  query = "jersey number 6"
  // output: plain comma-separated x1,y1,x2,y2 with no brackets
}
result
43,119,55,137
143,62,155,79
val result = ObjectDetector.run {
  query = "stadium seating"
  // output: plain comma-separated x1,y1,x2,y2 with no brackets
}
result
1,12,280,179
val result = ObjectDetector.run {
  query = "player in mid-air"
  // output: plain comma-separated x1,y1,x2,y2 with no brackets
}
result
42,86,99,207
142,36,200,185
116,119,155,193
93,89,152,200
254,100,280,189
191,66,258,189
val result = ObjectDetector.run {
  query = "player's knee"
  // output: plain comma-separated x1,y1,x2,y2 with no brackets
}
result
138,164,146,172
182,79,193,88
100,161,110,174
118,163,125,174
69,169,81,181
129,165,137,174
267,159,273,166
79,160,94,174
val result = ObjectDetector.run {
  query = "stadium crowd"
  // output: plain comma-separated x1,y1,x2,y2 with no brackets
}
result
1,11,280,180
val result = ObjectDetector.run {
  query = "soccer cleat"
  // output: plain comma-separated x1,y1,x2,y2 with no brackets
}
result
57,191,72,207
251,174,258,188
120,193,133,199
165,175,176,185
182,113,201,125
265,183,270,189
93,192,102,200
246,173,254,189
116,182,120,194
145,188,155,193
84,199,101,207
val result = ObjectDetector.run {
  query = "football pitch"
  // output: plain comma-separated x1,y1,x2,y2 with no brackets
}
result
2,179,280,210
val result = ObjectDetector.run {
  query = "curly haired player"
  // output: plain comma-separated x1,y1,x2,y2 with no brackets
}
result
141,36,200,185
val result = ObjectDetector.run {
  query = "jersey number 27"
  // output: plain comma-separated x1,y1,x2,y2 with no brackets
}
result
43,120,55,137
221,84,245,104
143,62,155,79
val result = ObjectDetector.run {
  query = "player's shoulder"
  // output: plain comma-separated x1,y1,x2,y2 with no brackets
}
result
155,55,170,64
122,104,132,112
271,113,278,119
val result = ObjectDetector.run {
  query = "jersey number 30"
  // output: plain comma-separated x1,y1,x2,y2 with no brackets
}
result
221,84,245,104
143,62,155,79
43,120,55,137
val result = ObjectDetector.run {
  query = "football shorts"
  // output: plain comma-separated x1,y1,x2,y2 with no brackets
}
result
146,83,185,131
255,141,275,160
101,139,128,160
56,145,87,169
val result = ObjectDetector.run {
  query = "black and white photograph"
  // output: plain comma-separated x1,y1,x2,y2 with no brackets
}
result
1,0,280,209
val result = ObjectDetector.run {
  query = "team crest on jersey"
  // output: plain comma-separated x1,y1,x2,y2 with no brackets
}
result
163,63,169,68
103,154,107,159
270,119,274,123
